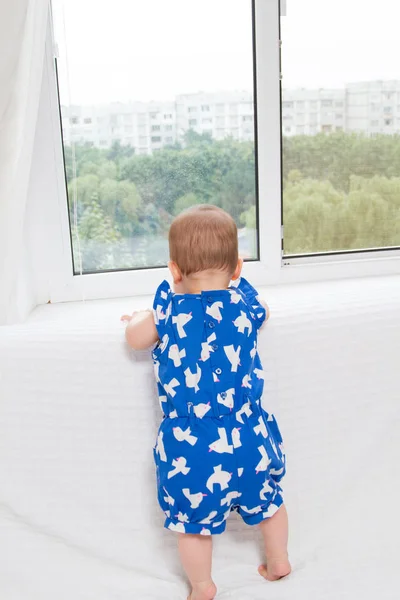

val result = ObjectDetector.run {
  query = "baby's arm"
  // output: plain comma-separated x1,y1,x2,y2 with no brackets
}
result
121,310,159,350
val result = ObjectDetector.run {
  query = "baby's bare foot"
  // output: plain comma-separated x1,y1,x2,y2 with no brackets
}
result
188,580,217,600
258,558,291,582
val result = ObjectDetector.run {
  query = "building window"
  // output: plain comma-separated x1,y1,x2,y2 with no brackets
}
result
282,101,294,109
70,116,79,125
242,115,253,122
188,106,197,113
216,104,225,113
99,139,108,146
164,113,173,119
188,119,197,126
151,125,161,131
150,112,158,120
165,136,174,143
151,136,162,143
165,125,173,131
201,105,210,112
83,117,92,124
202,118,212,125
280,0,400,257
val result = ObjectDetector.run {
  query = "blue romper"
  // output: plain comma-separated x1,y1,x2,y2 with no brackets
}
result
152,277,286,535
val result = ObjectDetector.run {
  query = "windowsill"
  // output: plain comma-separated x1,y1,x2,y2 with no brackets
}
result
11,273,400,330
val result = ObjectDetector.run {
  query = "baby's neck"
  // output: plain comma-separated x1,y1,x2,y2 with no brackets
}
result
177,270,232,295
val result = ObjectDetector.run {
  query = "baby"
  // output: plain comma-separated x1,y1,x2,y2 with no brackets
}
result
123,205,290,600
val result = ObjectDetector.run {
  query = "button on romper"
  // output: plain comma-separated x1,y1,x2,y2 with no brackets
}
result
152,277,286,535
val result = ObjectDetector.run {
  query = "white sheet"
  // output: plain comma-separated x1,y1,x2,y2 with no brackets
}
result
1,276,400,599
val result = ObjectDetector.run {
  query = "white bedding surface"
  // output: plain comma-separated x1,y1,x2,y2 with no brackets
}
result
1,276,400,599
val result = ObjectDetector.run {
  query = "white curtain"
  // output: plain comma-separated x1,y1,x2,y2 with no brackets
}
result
0,0,48,325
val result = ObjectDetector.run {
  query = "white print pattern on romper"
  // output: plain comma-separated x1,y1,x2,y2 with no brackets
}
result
163,488,175,506
200,332,216,362
173,426,198,446
233,310,252,336
206,301,224,321
184,364,202,392
168,522,185,533
241,505,263,515
253,415,268,438
206,465,232,492
250,340,257,359
159,334,169,353
254,368,265,380
164,377,180,397
199,511,218,524
232,427,242,448
260,479,273,500
193,403,211,418
172,312,192,338
255,446,272,473
235,402,252,424
209,428,233,454
229,290,242,304
217,388,235,409
221,491,242,507
213,508,231,527
155,432,167,462
168,344,186,367
168,457,190,479
183,488,207,509
176,511,190,523
224,344,241,372
241,374,252,388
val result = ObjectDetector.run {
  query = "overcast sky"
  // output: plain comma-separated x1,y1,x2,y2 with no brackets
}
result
53,0,400,106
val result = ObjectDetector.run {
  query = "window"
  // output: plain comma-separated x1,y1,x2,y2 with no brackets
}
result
282,101,294,109
53,0,257,274
70,116,79,125
216,104,225,113
280,0,400,256
242,115,253,122
83,117,92,124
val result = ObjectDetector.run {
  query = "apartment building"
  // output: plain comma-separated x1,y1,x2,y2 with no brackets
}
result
61,81,400,152
346,80,400,135
281,88,346,136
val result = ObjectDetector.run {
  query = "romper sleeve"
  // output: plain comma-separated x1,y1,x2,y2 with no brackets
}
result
152,280,173,340
232,277,267,330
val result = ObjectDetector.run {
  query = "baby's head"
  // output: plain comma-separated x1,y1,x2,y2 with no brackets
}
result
168,205,243,292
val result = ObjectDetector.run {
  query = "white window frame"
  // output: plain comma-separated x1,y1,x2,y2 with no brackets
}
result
38,0,400,304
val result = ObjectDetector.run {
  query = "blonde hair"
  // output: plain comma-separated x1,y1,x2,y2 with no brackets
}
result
169,205,238,276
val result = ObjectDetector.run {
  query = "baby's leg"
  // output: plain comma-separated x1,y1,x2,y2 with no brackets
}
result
258,504,291,581
178,534,217,600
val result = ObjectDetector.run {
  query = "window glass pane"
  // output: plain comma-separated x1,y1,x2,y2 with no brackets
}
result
281,0,400,255
53,0,258,274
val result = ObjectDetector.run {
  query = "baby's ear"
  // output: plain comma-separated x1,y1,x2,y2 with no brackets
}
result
231,258,244,281
168,261,183,284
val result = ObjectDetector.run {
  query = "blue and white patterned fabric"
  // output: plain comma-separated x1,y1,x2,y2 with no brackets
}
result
152,277,286,535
